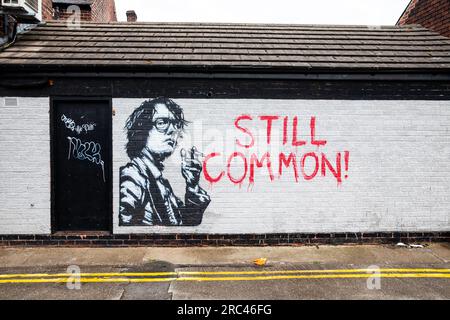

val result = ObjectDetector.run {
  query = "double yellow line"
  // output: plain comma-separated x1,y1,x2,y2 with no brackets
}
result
0,268,449,284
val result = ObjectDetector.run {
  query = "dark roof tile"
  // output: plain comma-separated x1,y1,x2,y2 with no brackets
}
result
0,21,449,72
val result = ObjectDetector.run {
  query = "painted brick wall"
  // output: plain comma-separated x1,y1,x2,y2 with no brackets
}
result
0,97,50,234
113,99,450,234
397,0,450,38
0,97,449,236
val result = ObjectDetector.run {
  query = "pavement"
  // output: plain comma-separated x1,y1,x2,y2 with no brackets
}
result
0,243,449,300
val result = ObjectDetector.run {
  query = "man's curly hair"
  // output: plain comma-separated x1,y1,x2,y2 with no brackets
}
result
125,97,188,159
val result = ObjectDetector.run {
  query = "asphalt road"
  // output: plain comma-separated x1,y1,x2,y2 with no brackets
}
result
0,263,449,300
0,244,448,300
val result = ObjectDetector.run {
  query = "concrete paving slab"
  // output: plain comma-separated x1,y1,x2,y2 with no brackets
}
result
0,244,447,268
0,247,148,268
425,243,450,262
142,244,446,266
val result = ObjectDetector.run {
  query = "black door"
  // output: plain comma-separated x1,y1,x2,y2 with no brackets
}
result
52,99,111,232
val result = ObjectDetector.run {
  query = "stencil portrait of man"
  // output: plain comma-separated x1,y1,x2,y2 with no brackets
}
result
119,97,210,226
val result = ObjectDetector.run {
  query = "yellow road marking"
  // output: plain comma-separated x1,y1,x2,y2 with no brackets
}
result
178,268,450,275
0,273,449,284
0,277,176,284
0,268,449,279
177,273,450,282
0,272,177,279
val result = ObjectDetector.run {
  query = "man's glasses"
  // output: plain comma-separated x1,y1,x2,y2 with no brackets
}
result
153,117,182,133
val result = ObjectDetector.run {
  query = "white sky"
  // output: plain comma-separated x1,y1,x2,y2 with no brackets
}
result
115,0,411,25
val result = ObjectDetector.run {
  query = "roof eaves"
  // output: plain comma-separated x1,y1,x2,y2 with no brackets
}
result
1,61,449,75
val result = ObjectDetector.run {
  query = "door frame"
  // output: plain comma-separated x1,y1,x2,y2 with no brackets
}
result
50,97,113,234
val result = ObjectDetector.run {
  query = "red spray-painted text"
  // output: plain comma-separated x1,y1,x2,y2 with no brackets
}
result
203,115,350,186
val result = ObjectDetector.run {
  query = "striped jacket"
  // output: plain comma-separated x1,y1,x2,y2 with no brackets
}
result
119,151,210,226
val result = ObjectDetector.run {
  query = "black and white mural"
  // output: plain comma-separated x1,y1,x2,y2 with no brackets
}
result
112,98,450,234
119,97,211,226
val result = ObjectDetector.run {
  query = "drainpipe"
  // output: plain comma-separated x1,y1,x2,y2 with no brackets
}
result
0,14,18,51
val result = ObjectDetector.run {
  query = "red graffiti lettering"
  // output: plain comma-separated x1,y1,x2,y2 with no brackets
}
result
234,115,254,148
259,115,279,145
310,117,327,147
201,115,352,187
344,151,350,180
279,153,299,182
292,116,307,147
301,152,319,180
249,152,274,183
203,152,225,183
227,152,248,185
282,116,289,146
321,152,342,184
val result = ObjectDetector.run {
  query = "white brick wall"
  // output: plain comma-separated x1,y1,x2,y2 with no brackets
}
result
113,99,450,234
0,97,51,234
1,97,449,235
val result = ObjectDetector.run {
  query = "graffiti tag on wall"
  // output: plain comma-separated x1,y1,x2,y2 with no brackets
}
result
61,113,105,182
61,114,97,135
203,115,350,186
67,137,105,182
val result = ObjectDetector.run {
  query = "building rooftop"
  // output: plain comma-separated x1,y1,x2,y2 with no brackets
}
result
0,21,449,73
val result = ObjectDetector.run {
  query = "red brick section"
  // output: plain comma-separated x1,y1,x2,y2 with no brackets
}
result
91,0,117,22
41,0,54,21
41,0,117,22
0,232,449,247
397,0,450,38
53,7,93,22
